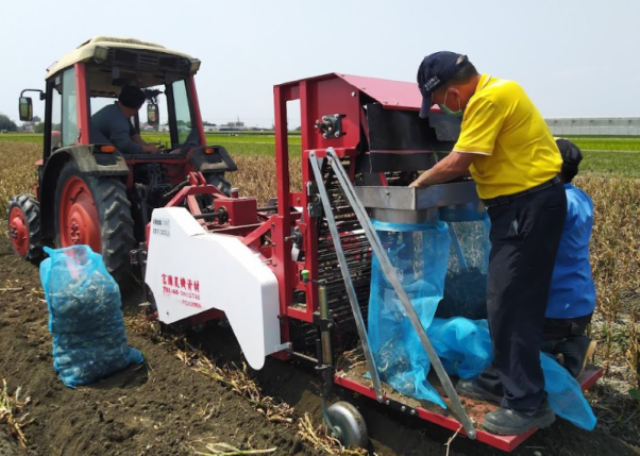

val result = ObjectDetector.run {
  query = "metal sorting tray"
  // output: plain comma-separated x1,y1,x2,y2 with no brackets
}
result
354,181,484,224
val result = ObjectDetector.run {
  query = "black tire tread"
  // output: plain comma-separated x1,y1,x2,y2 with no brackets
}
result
7,193,43,263
96,177,136,283
55,161,135,285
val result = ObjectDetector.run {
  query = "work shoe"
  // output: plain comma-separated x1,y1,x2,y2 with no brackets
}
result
456,379,502,405
483,400,555,436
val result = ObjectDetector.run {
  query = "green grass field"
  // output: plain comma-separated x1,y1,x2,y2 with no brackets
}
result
569,136,640,151
1,133,638,176
0,132,298,156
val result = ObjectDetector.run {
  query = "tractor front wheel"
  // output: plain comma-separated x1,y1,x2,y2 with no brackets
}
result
54,161,135,284
7,194,43,263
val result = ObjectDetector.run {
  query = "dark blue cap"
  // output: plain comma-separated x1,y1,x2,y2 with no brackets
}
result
417,51,469,118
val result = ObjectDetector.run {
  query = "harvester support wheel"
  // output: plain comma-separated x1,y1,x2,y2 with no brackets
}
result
205,172,232,197
54,161,135,284
326,401,369,450
7,194,43,263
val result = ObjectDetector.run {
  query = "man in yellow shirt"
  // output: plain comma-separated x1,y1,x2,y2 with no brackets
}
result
411,52,567,436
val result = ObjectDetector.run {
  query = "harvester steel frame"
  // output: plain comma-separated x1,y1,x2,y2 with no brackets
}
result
141,72,605,452
263,74,603,452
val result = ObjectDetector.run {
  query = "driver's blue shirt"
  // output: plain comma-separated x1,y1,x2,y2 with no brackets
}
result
91,103,143,154
546,183,596,319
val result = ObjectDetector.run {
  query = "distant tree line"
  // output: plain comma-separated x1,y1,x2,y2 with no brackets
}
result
0,114,18,132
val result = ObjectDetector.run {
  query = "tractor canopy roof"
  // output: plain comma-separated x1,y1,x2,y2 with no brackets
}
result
46,36,200,91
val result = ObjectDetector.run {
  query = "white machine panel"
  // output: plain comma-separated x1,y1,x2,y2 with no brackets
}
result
145,207,281,370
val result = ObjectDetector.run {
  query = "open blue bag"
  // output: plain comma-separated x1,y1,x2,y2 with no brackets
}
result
541,352,597,430
437,214,491,320
428,317,596,431
427,317,492,379
368,219,451,408
40,245,144,387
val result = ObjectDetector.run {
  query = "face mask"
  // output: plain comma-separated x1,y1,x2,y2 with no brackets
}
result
439,90,463,117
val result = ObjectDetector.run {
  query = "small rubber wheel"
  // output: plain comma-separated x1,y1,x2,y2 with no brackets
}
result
7,194,43,263
326,401,368,449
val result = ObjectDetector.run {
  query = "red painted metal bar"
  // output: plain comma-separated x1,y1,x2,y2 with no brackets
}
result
578,366,604,391
286,306,311,322
241,221,272,246
209,223,263,236
334,374,531,452
188,173,199,186
303,147,356,159
75,63,90,145
273,85,293,318
188,76,206,146
334,367,604,453
166,185,220,208
299,80,320,322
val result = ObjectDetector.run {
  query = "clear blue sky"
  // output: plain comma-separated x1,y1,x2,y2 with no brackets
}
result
1,0,638,128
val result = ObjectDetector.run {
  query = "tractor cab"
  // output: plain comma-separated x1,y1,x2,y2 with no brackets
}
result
19,37,205,159
10,37,237,282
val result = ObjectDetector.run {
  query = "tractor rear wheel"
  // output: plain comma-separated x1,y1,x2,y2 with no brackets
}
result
54,161,135,284
7,194,43,263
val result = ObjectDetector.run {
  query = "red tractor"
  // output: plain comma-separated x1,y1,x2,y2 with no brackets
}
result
8,36,236,282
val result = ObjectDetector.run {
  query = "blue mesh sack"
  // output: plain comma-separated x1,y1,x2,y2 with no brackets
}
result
368,219,451,408
541,353,597,431
428,317,492,379
40,245,144,387
437,213,491,320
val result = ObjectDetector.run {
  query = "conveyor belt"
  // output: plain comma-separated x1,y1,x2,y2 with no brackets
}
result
290,157,372,352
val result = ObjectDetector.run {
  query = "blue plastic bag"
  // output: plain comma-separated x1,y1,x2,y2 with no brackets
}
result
40,245,144,387
428,317,492,379
437,214,491,320
368,219,451,408
427,317,596,430
541,352,597,431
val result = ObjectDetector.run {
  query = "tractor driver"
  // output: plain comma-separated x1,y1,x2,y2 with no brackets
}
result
92,85,160,154
410,52,566,436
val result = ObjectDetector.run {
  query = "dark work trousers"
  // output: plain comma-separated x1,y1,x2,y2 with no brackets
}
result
477,182,567,412
541,313,593,378
542,313,592,341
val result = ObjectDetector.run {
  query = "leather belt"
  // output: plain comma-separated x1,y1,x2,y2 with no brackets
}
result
482,175,562,208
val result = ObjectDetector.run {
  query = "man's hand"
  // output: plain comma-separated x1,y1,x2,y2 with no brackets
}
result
408,152,475,188
142,144,160,154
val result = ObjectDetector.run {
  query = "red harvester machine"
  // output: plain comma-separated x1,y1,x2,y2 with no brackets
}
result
142,73,604,451
8,37,603,452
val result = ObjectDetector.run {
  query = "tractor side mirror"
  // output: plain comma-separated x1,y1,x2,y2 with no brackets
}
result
147,103,159,127
19,97,33,122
